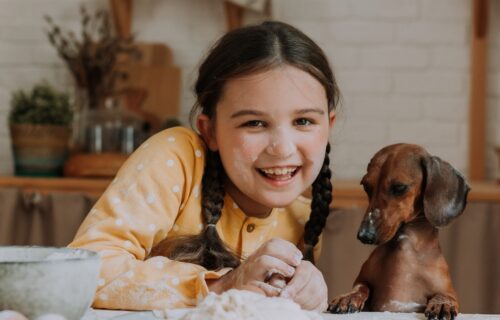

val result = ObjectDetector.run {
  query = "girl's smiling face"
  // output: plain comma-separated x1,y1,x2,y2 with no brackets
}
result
198,65,335,218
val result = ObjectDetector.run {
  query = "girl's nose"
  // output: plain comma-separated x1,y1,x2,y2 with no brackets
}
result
265,131,297,158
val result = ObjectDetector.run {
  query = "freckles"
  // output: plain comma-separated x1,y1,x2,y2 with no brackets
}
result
303,145,327,175
239,137,260,162
307,154,323,170
231,149,252,183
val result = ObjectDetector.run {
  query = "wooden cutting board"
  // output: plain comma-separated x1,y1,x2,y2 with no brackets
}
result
116,42,181,128
109,0,181,127
119,64,181,121
131,42,174,67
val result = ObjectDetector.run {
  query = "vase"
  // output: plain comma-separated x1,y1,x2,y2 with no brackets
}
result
71,86,146,154
81,97,146,154
70,86,94,152
10,124,71,177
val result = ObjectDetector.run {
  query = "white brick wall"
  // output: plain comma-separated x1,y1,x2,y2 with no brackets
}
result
0,0,499,181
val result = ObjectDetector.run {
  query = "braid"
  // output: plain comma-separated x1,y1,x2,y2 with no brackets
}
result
303,143,333,264
201,151,225,225
199,151,241,269
150,150,240,270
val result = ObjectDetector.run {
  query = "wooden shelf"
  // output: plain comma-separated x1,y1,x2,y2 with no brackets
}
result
0,176,111,199
332,180,500,207
1,177,499,208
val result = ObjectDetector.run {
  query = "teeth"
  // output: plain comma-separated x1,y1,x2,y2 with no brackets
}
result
260,167,297,175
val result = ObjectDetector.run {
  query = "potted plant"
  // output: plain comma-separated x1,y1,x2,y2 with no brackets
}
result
9,82,73,177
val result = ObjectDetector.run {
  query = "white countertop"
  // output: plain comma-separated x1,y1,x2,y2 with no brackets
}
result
85,309,500,320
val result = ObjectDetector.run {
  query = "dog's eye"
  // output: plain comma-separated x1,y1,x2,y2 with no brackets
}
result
390,183,408,196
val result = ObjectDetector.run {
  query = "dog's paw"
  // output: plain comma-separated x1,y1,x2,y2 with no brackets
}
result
327,294,365,314
424,295,458,320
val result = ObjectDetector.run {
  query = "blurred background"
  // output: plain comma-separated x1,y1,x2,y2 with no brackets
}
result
0,0,499,180
0,0,498,314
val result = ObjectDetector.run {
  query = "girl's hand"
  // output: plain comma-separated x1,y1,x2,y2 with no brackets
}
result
208,238,302,296
279,260,328,312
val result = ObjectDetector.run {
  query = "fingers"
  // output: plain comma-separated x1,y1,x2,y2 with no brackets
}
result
232,254,295,290
232,238,304,297
280,260,312,299
280,260,328,311
300,278,328,311
247,280,282,297
256,238,303,267
267,273,287,290
256,255,296,280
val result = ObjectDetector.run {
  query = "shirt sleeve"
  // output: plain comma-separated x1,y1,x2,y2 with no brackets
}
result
68,128,231,310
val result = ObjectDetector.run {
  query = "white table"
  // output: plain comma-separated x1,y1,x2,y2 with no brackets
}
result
86,309,500,320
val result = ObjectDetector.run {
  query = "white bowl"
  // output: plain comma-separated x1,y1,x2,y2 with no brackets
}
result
0,246,101,319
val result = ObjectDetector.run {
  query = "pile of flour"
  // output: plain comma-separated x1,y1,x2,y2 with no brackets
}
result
44,249,90,261
153,289,321,320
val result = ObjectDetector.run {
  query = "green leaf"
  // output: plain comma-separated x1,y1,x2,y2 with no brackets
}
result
9,82,73,126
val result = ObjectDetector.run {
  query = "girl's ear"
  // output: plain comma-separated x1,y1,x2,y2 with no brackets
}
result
197,114,218,151
328,110,336,130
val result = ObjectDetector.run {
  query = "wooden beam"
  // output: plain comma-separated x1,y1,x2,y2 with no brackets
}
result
224,1,244,31
469,0,488,180
109,0,132,38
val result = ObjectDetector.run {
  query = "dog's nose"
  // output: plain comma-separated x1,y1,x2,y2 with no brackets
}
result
357,221,377,244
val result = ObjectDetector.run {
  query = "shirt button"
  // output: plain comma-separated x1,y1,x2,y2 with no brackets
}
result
246,223,255,233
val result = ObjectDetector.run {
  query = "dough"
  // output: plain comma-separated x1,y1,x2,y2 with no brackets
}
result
155,289,321,320
0,310,28,320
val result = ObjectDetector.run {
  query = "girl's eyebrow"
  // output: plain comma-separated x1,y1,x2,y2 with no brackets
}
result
231,110,266,118
231,108,325,118
295,108,325,115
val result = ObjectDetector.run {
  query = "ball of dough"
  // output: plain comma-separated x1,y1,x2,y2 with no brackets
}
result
0,310,29,320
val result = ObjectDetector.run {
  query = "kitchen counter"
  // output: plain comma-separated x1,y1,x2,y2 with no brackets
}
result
86,309,500,320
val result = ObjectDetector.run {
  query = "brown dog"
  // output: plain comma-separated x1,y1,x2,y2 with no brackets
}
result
328,143,470,320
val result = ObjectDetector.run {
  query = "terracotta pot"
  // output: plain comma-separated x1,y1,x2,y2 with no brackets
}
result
10,124,71,177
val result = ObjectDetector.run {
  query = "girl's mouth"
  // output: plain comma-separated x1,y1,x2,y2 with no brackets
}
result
257,166,300,181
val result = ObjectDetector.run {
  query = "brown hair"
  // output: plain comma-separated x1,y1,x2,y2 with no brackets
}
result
160,21,339,269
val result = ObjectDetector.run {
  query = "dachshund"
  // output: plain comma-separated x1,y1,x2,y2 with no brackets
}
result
327,143,470,320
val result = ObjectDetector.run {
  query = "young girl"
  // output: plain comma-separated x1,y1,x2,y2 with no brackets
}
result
69,21,339,312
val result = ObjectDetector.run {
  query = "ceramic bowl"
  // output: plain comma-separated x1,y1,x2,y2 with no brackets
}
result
0,246,101,319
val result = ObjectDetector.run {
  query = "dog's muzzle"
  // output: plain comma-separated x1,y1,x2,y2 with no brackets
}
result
357,218,377,244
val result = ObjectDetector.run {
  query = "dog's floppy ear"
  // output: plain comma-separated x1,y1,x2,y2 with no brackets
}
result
421,156,470,227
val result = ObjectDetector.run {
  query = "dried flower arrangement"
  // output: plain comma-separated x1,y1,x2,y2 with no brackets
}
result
44,5,140,110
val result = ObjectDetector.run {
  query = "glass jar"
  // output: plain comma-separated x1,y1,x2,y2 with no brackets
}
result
83,97,147,155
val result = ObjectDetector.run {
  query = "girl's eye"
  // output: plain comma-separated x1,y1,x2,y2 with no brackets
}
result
294,118,314,126
242,120,266,128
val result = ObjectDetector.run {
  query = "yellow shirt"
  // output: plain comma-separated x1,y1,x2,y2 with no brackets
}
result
69,126,321,310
